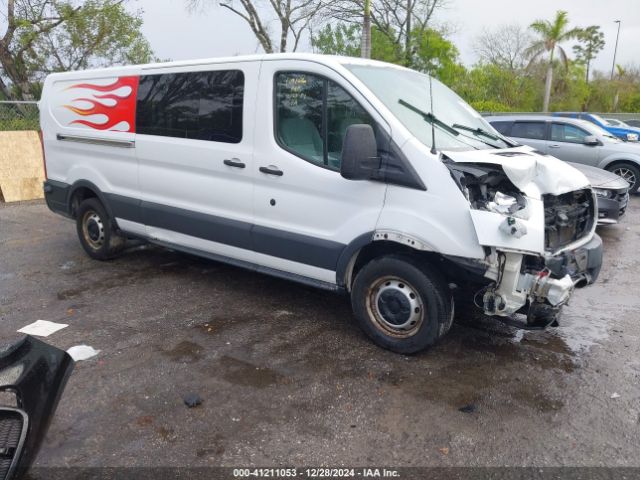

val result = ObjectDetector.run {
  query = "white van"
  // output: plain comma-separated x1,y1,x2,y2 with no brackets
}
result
40,53,603,353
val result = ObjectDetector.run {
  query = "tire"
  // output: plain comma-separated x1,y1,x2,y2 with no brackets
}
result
351,254,453,354
606,162,640,193
76,198,125,260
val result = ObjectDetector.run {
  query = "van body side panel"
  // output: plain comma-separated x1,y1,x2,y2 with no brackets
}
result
135,62,260,266
41,69,142,215
251,59,389,283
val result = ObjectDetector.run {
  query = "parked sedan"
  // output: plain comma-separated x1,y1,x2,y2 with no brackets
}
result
552,112,640,142
606,118,633,128
486,115,640,193
565,162,629,225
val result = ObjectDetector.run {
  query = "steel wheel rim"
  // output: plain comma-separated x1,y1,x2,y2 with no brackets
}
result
82,210,105,250
366,276,424,338
612,167,636,187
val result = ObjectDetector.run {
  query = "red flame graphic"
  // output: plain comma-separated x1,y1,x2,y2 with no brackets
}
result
64,76,139,132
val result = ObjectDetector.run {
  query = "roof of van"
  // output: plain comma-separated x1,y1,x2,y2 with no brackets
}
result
44,53,412,80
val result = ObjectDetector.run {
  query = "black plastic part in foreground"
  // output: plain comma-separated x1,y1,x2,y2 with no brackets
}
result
0,336,74,480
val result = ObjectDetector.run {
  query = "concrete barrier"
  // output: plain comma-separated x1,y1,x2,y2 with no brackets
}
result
0,131,44,202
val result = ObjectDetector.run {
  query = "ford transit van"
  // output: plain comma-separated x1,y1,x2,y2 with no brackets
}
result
40,54,603,353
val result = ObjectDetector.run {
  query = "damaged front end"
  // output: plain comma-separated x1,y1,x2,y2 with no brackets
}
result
444,149,601,329
0,336,74,480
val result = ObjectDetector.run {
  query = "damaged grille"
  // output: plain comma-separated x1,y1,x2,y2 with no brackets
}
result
543,188,594,251
0,410,25,480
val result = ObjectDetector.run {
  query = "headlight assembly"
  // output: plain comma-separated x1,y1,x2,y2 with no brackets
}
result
593,188,613,198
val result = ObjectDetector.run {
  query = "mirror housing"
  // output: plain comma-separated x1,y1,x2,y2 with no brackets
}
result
583,135,600,146
340,124,379,181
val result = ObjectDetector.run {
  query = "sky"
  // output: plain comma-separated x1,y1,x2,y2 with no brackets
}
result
136,0,639,73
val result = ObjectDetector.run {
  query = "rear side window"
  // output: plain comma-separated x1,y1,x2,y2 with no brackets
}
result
551,123,590,144
511,121,546,140
275,72,374,170
490,121,512,135
136,70,244,143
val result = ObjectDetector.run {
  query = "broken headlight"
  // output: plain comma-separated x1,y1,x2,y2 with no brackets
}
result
445,161,528,218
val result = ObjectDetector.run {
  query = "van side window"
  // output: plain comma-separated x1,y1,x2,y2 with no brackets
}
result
511,121,546,140
551,123,590,144
275,72,373,170
136,70,244,143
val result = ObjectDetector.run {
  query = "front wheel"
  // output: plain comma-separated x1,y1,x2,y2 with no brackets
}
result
606,162,640,193
351,255,453,354
76,198,125,260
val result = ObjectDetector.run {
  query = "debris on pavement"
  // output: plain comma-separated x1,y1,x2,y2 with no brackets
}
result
611,392,621,399
67,345,100,361
183,393,202,408
17,320,68,337
458,404,477,414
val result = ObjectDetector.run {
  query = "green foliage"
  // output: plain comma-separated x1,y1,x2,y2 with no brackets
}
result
1,0,155,100
449,63,539,112
409,28,465,83
311,17,639,114
468,100,513,114
572,26,605,82
24,0,156,72
311,24,361,57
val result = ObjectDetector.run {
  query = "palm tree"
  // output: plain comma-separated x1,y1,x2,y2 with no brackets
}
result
361,0,372,58
526,11,580,112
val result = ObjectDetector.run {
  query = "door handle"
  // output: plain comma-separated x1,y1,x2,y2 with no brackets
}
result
549,144,560,148
259,166,284,176
224,158,246,168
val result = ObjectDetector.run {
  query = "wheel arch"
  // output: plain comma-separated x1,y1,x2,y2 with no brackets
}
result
598,155,640,171
337,234,443,292
67,180,114,220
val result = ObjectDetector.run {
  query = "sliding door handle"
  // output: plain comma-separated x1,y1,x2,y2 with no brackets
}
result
259,166,284,176
224,158,246,168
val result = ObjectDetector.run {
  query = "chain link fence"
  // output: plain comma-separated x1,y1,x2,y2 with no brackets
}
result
0,101,40,131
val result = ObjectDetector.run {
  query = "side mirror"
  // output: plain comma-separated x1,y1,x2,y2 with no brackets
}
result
340,124,379,181
583,135,600,146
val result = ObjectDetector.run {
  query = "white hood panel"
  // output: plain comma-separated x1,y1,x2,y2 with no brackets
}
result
443,145,591,198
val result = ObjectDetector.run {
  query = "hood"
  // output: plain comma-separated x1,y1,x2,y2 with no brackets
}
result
566,162,630,189
441,145,590,197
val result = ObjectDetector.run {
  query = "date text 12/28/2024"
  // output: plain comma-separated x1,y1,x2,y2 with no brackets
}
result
233,468,400,478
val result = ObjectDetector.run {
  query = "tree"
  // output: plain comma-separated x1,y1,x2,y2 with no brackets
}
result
474,24,531,71
312,23,361,57
361,0,371,58
526,10,580,112
187,0,328,54
326,0,447,68
0,0,154,100
572,26,605,83
409,27,463,82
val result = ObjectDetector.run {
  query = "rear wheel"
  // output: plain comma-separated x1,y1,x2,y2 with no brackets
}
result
351,255,453,354
76,198,125,260
606,162,640,193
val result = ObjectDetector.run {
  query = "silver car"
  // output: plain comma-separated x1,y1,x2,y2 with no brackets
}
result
565,162,629,225
486,115,640,193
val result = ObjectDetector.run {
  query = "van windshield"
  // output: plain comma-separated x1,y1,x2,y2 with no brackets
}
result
344,64,512,151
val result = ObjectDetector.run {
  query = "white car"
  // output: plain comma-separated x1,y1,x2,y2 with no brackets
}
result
40,54,602,353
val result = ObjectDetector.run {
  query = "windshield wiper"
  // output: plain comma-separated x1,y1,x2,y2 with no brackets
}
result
398,99,459,137
451,123,500,140
451,123,517,148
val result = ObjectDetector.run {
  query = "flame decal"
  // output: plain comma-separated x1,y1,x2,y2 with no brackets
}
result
63,76,139,132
